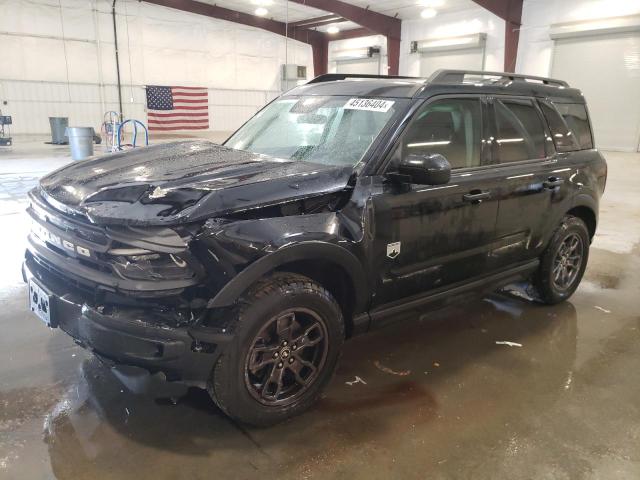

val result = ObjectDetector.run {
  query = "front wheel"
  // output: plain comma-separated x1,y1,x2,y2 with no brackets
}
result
535,215,590,305
208,273,344,426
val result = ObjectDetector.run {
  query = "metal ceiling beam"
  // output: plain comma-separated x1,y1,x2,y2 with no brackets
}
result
141,0,329,75
471,0,523,72
143,0,288,38
289,0,401,39
290,14,345,28
329,27,375,41
289,0,402,74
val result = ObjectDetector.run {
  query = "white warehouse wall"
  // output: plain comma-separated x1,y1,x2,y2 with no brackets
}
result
400,6,506,76
516,0,640,76
0,0,313,134
328,35,388,75
325,5,505,79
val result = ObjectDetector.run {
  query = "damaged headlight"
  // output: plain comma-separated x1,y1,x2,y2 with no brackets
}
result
110,251,196,281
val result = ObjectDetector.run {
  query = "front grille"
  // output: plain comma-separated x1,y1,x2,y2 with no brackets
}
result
28,188,117,281
27,187,202,306
30,188,109,247
27,250,99,301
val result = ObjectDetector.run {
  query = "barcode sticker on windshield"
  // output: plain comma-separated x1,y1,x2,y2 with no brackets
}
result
344,98,395,113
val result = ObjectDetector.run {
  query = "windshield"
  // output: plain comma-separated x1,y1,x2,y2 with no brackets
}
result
225,96,406,166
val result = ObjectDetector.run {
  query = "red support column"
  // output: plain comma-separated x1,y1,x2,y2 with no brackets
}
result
386,36,400,75
311,36,329,76
290,0,402,76
504,19,520,72
471,0,523,72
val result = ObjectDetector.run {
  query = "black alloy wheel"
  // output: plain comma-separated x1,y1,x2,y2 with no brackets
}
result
244,308,329,406
551,233,584,291
535,215,590,305
208,273,344,426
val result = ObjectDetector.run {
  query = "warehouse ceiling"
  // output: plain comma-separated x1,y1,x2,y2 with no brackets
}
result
199,0,477,30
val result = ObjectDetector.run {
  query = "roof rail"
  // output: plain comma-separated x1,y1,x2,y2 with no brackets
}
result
307,73,423,84
428,69,569,87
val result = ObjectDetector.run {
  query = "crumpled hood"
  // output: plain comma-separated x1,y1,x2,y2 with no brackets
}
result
38,140,354,225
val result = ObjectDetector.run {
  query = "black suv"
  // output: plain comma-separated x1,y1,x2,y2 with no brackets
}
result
24,70,607,425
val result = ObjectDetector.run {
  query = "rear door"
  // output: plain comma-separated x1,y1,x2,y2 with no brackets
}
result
489,96,574,270
369,96,502,307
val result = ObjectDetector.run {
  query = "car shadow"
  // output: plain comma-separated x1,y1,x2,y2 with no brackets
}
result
42,293,578,479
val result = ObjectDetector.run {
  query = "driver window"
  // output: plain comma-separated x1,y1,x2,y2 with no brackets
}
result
398,98,482,169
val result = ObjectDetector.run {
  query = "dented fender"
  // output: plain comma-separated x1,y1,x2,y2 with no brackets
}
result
208,241,368,311
195,212,368,312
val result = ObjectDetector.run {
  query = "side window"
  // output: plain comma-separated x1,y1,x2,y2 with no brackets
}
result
554,103,593,150
495,99,547,163
399,98,482,170
539,100,579,152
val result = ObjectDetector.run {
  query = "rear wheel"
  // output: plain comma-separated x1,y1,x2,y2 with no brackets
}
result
208,273,344,426
535,215,590,305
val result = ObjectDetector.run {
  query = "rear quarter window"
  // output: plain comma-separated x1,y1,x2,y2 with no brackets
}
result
553,103,594,150
539,100,579,152
495,99,548,163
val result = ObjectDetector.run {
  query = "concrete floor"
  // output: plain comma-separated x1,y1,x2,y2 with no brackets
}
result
0,137,639,479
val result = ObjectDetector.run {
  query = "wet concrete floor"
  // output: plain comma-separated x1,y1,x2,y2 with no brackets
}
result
1,140,639,479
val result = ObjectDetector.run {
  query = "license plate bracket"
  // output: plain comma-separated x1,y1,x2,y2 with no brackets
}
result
29,278,56,328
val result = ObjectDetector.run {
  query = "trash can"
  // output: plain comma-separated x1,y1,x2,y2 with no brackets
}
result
65,127,94,160
49,117,69,144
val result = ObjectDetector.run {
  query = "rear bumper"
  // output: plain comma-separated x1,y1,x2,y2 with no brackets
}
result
23,255,232,393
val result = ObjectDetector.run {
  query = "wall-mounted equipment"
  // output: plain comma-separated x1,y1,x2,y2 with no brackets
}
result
0,114,12,146
281,64,308,91
410,33,487,53
333,46,381,61
332,46,382,75
282,64,308,81
550,14,640,39
411,33,487,78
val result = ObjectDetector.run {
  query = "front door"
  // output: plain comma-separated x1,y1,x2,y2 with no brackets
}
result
368,96,500,308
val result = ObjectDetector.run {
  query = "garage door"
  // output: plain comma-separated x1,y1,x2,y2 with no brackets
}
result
551,32,640,152
335,58,380,75
419,48,484,78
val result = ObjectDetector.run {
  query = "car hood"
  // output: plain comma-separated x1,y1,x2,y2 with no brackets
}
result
38,141,354,226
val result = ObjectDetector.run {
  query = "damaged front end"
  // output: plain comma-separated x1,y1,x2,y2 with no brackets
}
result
23,188,238,393
23,149,357,394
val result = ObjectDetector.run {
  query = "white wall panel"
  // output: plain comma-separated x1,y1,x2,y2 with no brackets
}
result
517,0,640,151
551,33,640,151
329,35,387,75
1,79,278,135
336,59,381,75
401,7,504,77
517,0,640,76
0,0,313,134
419,48,485,78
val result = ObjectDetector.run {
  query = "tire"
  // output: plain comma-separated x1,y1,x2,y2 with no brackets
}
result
208,272,344,426
535,215,590,305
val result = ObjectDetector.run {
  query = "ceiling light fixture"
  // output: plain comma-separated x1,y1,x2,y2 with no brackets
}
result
255,7,268,16
421,8,437,19
327,25,340,34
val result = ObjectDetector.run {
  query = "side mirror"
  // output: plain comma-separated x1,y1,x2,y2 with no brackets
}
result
398,153,451,185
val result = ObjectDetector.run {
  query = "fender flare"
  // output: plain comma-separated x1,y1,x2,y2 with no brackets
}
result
571,193,598,221
570,193,599,232
208,241,369,312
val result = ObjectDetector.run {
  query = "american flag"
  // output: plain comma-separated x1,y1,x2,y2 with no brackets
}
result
146,85,209,131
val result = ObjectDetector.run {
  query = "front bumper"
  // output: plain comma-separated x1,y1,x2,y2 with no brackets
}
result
23,255,233,393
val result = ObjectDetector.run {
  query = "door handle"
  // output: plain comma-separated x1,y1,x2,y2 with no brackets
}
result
543,176,564,189
463,190,491,203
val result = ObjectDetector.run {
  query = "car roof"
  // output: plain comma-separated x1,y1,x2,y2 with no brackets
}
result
286,70,585,103
287,77,426,99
